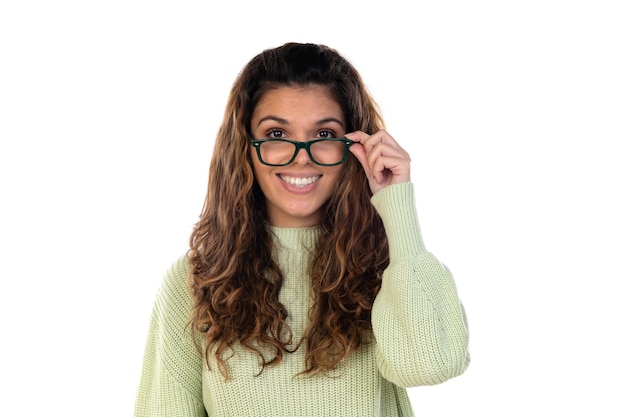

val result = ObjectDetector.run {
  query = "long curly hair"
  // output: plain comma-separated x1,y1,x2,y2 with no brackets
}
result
188,43,389,379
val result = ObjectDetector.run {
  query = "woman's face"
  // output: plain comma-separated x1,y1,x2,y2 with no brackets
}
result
250,85,346,227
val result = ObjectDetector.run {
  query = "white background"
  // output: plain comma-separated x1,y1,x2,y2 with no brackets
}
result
1,1,624,416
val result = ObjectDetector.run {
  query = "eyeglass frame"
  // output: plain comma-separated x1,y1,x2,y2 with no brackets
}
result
248,136,354,166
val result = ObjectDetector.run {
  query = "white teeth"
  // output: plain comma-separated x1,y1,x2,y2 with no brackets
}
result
280,175,320,186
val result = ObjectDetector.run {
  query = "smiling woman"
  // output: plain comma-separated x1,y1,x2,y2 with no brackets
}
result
249,86,347,227
134,42,470,417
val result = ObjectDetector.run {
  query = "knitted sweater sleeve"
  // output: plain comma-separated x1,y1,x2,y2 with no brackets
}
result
134,255,207,417
370,182,470,388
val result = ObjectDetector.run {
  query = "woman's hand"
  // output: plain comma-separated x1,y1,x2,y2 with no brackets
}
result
346,130,411,195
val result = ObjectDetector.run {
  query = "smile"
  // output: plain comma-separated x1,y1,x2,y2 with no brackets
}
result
279,175,320,187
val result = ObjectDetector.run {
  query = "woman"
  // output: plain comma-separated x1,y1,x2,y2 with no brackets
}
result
135,42,470,416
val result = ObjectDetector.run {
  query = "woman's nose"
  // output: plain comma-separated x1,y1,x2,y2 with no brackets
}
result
293,141,312,165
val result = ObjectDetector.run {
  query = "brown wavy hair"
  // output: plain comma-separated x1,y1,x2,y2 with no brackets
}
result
188,43,389,379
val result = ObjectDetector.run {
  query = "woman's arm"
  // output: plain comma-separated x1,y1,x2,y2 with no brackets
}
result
371,182,470,387
134,255,207,417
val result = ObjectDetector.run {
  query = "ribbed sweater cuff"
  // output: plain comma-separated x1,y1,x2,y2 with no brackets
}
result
370,182,426,259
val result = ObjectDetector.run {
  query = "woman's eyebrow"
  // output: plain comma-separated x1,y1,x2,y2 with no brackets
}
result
316,117,345,128
255,116,345,128
256,115,289,126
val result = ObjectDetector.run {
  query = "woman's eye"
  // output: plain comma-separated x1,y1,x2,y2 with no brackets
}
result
268,130,285,139
317,130,336,139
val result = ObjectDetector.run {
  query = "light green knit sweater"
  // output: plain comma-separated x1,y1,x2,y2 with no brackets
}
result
135,183,470,416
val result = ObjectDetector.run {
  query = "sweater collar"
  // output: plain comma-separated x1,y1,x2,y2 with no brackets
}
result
269,226,322,250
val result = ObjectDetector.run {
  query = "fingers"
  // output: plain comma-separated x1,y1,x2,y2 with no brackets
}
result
346,130,411,193
347,140,372,179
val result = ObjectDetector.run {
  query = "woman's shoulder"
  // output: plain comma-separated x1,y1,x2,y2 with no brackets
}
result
166,252,192,279
157,252,193,307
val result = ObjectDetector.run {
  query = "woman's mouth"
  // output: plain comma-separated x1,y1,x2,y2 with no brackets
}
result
279,175,321,187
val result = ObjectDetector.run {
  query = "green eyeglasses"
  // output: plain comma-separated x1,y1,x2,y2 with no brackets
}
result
249,137,354,166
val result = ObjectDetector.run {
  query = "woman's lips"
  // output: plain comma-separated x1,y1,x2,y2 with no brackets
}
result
279,174,321,187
